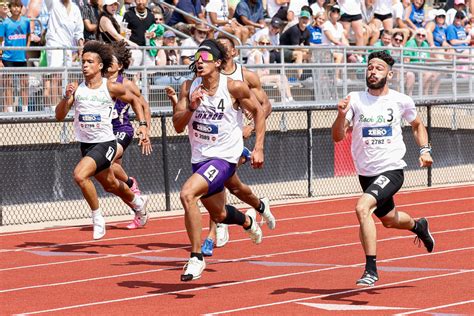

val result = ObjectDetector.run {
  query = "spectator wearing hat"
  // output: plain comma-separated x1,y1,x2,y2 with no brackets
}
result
180,23,210,65
446,11,470,53
206,0,250,44
446,0,468,25
279,9,311,79
154,30,189,86
98,0,135,45
251,16,283,62
234,0,265,34
403,0,426,32
426,9,451,59
44,0,84,109
404,28,441,96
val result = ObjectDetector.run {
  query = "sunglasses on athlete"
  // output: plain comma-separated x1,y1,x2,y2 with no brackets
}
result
194,51,215,62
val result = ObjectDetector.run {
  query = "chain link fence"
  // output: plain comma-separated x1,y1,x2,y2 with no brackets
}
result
1,100,472,226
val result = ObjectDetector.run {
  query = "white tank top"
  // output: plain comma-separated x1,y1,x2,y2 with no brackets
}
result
188,74,243,164
223,62,244,81
73,78,116,143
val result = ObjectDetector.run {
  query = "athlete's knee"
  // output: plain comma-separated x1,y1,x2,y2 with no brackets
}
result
73,171,88,187
355,202,371,221
102,179,120,193
179,189,198,208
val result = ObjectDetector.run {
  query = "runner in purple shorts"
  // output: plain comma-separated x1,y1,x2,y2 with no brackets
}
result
173,39,266,281
107,41,152,229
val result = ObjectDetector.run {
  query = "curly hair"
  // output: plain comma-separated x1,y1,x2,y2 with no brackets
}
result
82,40,114,76
110,40,132,73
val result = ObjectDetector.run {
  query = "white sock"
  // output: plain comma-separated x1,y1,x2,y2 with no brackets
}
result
92,208,102,220
131,196,143,209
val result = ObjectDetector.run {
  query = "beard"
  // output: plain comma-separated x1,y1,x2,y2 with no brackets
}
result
366,75,387,90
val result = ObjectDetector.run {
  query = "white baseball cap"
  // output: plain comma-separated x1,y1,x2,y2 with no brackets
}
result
103,0,119,6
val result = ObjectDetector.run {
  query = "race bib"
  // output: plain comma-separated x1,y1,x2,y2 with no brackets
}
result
362,126,392,146
78,114,101,131
192,121,218,145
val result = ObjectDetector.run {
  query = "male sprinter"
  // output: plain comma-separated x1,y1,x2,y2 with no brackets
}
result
332,51,435,287
55,40,149,240
173,39,266,281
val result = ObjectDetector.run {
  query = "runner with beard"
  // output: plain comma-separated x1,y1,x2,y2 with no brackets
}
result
331,51,435,287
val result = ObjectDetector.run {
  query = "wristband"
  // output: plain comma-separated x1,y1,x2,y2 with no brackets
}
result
419,144,432,155
139,121,148,127
62,94,71,100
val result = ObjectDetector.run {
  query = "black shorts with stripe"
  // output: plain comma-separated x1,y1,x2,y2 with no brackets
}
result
358,169,404,218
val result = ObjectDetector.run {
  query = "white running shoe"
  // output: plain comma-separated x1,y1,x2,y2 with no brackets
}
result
93,215,106,240
127,211,149,229
245,208,263,244
181,257,206,281
259,197,276,230
216,223,229,247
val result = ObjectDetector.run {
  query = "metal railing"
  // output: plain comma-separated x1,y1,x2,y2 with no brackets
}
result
0,100,472,226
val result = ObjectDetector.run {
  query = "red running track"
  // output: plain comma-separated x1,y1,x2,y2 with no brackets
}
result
0,185,473,315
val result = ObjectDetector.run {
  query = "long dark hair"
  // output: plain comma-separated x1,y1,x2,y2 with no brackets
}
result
97,6,121,41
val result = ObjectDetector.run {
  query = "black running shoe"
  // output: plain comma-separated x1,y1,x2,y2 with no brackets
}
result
414,218,435,253
356,270,379,287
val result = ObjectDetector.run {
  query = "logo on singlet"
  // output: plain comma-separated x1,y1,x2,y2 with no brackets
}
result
79,114,101,122
363,126,392,137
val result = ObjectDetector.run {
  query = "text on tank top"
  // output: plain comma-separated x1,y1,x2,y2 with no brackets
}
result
73,78,116,143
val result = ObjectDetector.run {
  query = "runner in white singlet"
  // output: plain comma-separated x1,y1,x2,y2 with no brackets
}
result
55,40,150,241
331,51,434,287
173,39,266,282
200,35,276,257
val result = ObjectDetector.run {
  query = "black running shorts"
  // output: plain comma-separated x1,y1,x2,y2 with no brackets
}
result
80,140,117,174
340,13,362,22
358,169,404,218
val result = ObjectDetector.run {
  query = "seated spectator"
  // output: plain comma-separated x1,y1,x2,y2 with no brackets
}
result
322,5,356,80
308,11,326,46
206,0,249,44
247,34,294,102
234,0,266,35
339,0,365,47
251,16,283,63
390,30,405,62
374,0,394,32
98,0,136,45
360,0,381,46
446,0,468,26
279,9,311,79
82,0,100,42
426,9,450,60
391,0,412,43
180,23,210,65
168,0,204,28
446,11,470,54
154,30,189,86
0,0,30,112
403,0,426,33
371,30,393,54
403,28,441,96
267,0,290,22
310,0,326,16
286,0,309,24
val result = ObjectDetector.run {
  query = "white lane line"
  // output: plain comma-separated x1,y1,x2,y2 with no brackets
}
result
2,183,471,237
393,299,474,315
1,227,472,293
1,196,472,254
15,248,474,315
0,209,473,272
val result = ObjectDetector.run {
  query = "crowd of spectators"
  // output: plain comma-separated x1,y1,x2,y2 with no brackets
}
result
0,0,473,112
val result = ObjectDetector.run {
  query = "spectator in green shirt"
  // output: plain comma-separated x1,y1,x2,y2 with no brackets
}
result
403,28,440,96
